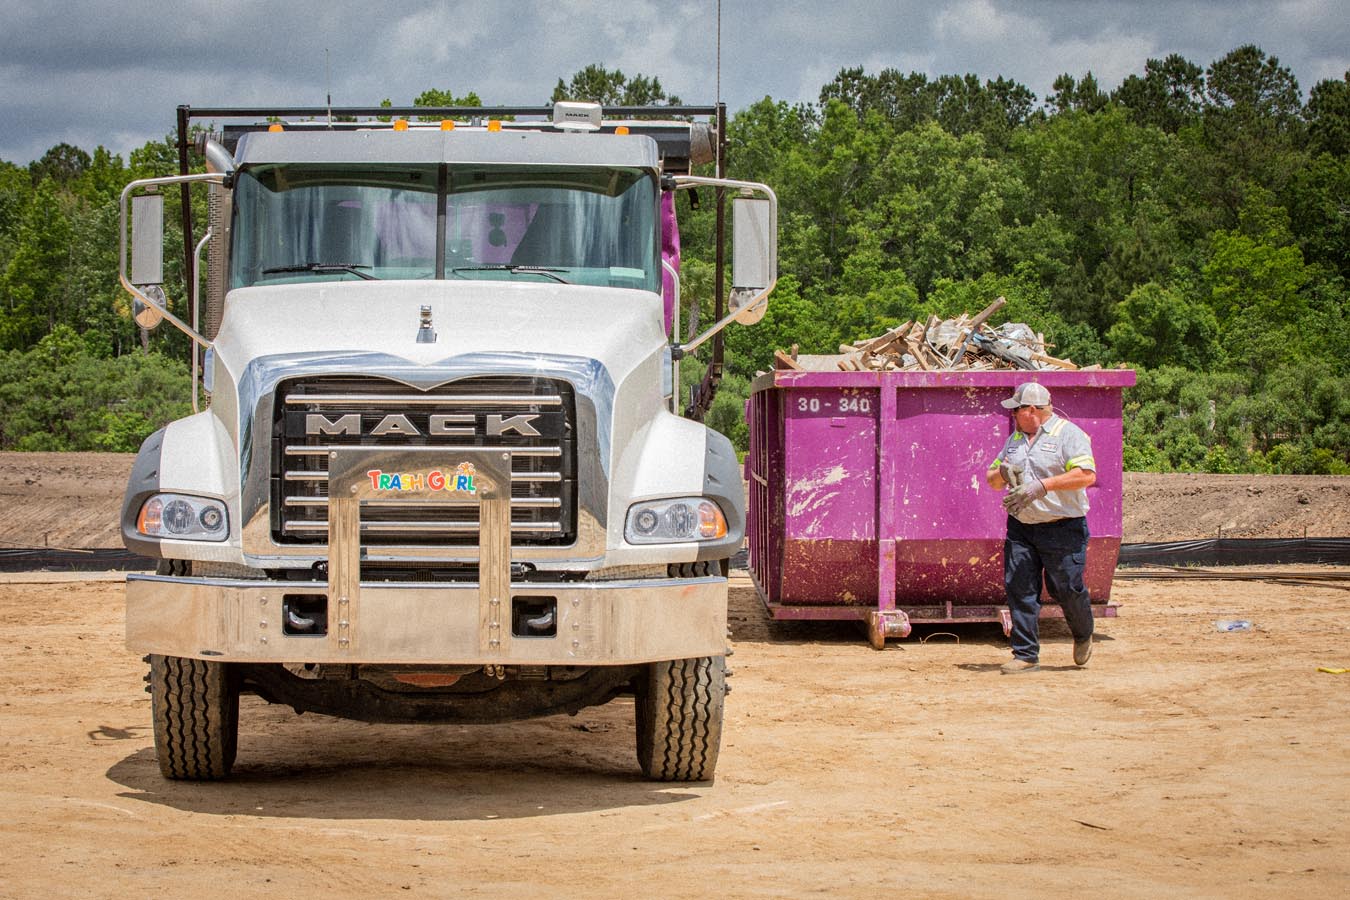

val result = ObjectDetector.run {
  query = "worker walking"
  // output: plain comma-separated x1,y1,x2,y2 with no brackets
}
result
986,383,1097,673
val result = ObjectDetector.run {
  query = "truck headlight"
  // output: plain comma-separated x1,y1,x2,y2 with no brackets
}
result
625,498,727,544
137,493,229,541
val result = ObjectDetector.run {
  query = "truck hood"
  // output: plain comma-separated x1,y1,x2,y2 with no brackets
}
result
214,280,668,379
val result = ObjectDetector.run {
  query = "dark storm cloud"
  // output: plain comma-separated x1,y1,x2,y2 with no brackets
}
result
1,0,1345,164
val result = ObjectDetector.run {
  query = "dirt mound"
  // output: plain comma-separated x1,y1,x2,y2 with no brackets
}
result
2,452,1348,550
0,452,132,550
1124,472,1350,541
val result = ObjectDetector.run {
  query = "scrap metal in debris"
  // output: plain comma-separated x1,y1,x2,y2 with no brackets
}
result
774,296,1100,373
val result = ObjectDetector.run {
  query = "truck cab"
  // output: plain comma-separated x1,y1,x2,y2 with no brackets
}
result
117,103,776,782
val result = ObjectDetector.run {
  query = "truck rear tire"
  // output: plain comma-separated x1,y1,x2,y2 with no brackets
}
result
635,656,725,781
149,654,239,780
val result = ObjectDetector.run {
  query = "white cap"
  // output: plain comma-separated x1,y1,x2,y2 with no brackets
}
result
1001,382,1052,409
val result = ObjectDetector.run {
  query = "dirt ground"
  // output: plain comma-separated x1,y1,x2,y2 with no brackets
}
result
1,567,1347,898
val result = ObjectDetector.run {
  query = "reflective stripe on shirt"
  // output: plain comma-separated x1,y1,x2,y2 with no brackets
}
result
991,415,1095,524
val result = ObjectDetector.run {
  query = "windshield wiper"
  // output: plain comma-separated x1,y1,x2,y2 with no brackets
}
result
450,265,572,284
262,263,377,281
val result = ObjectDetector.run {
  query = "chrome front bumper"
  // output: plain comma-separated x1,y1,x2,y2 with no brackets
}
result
126,573,728,664
128,446,727,664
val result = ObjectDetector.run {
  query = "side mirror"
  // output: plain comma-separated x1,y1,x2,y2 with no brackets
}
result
133,285,167,329
130,194,165,329
669,174,777,354
119,171,223,348
731,195,775,325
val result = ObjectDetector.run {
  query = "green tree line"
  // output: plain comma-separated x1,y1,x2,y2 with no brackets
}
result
1,49,1347,471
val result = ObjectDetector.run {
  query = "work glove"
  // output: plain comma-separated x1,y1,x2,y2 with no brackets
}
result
1002,476,1046,515
997,462,1020,488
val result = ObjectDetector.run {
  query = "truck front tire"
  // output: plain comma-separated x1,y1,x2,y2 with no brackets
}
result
635,656,725,782
149,654,239,780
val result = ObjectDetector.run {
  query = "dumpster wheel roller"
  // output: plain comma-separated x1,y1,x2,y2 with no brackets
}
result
866,610,912,650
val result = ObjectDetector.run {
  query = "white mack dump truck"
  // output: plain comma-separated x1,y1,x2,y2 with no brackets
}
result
116,102,776,782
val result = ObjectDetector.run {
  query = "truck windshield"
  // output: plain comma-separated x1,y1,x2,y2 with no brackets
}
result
230,164,659,293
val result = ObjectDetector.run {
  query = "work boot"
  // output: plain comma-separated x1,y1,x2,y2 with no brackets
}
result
1000,658,1040,674
1074,638,1093,667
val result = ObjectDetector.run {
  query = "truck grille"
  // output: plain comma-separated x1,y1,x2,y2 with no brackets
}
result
273,375,576,546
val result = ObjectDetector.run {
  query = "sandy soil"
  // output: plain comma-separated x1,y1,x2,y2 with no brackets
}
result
2,452,1349,550
0,569,1347,898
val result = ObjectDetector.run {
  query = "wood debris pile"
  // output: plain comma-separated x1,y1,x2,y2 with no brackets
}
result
774,296,1101,373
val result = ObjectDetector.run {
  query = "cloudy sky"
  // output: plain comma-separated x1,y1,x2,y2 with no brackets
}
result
2,0,1346,165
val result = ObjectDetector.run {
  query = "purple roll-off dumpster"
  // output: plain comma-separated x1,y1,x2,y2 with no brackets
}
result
745,368,1137,648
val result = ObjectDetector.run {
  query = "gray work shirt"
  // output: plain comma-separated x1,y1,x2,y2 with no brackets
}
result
990,415,1096,524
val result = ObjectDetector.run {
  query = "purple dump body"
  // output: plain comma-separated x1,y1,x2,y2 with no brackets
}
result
745,369,1137,628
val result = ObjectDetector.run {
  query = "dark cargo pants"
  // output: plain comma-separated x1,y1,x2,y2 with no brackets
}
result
1004,515,1093,663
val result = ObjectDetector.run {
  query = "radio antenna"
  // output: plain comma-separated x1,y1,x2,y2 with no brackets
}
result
325,48,333,127
716,0,722,111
